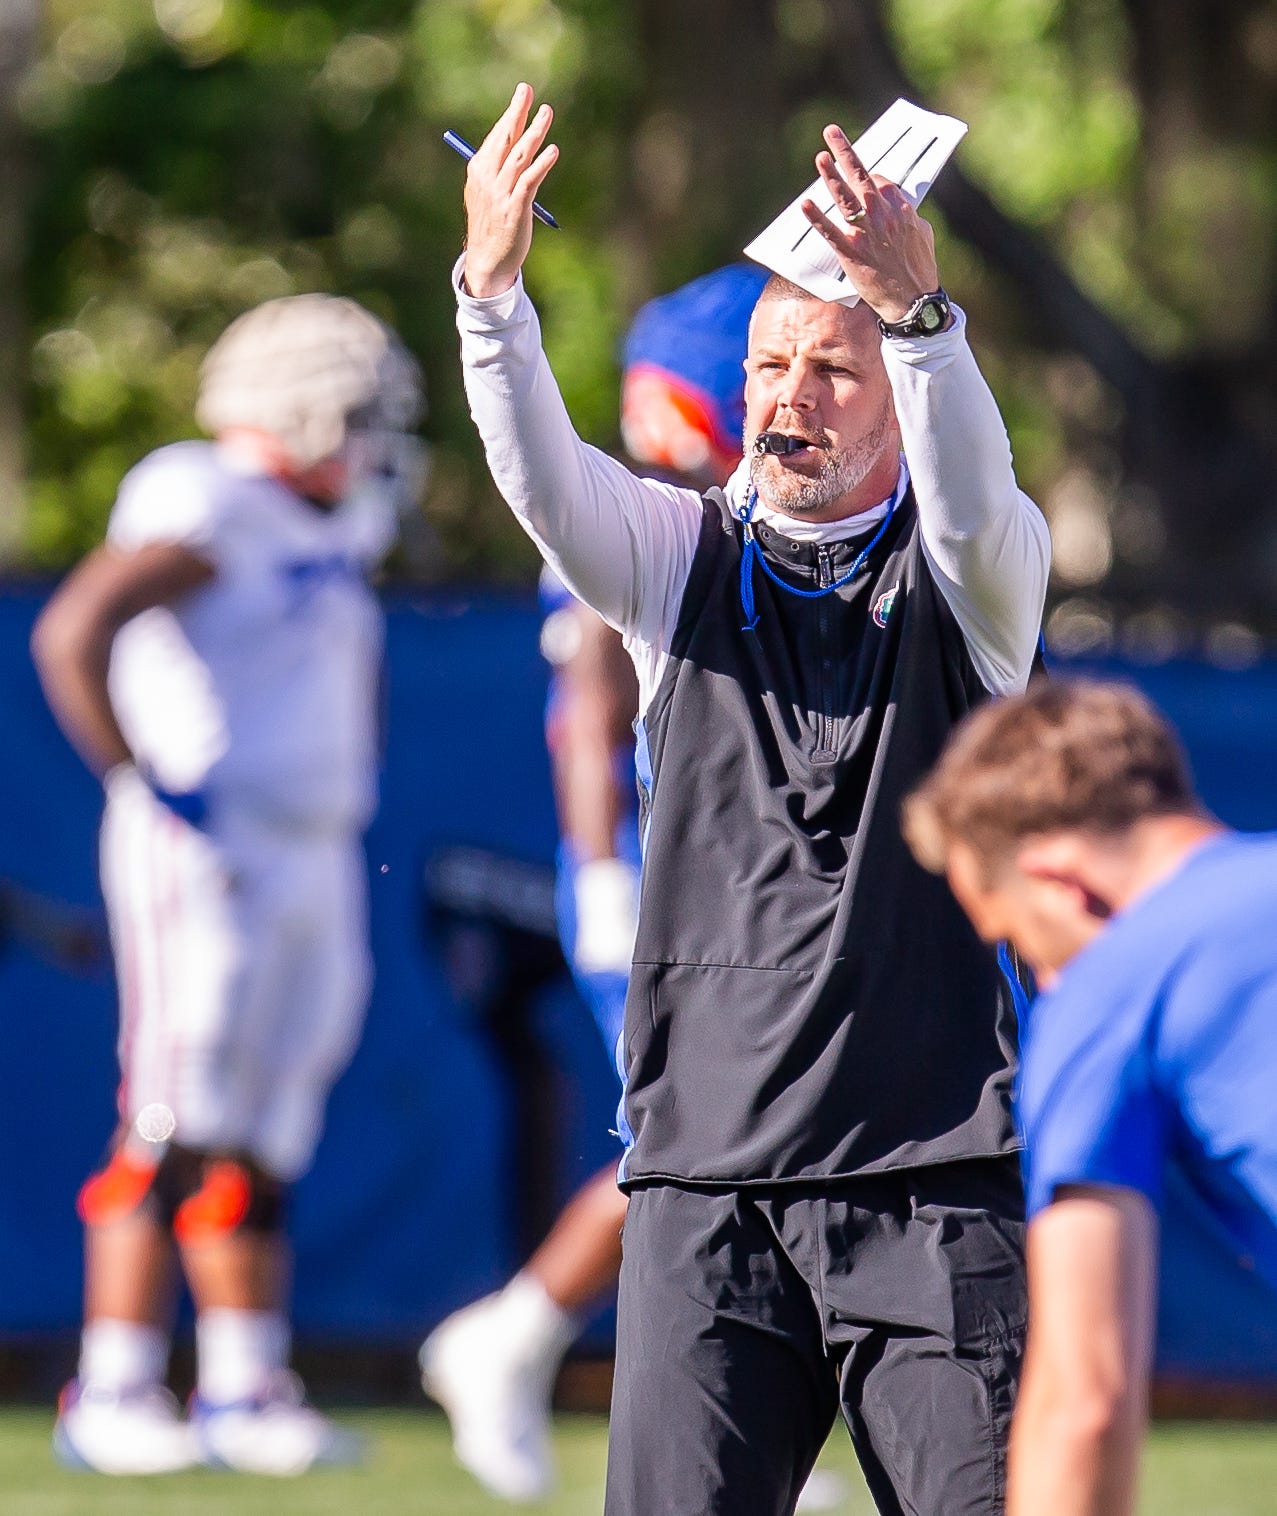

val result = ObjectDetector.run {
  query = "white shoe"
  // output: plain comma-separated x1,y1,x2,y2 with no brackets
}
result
53,1379,200,1474
796,1468,850,1511
192,1369,363,1476
420,1294,559,1502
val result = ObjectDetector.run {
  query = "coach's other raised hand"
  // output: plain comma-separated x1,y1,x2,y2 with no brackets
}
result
800,124,943,326
462,84,559,300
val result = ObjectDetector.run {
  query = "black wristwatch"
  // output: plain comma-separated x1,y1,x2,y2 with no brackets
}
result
877,289,952,340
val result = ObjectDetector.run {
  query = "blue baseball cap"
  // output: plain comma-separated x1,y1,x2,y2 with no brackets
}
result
622,263,770,478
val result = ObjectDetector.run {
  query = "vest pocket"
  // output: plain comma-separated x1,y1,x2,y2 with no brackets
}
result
622,960,821,1181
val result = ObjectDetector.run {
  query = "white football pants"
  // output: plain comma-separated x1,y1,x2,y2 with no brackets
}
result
100,768,371,1181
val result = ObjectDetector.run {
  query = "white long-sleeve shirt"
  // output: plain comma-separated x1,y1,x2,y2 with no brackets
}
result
455,261,1051,711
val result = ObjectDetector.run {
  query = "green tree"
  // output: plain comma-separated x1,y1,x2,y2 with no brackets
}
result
0,0,38,557
14,0,1277,653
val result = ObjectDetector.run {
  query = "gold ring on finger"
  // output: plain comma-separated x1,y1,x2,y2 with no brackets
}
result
844,206,867,225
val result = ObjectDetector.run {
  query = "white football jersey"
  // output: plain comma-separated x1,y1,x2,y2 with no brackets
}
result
107,442,394,831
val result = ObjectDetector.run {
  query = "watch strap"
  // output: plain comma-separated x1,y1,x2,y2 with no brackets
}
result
877,288,951,340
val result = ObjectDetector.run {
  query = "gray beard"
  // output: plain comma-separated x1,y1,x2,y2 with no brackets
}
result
747,403,894,517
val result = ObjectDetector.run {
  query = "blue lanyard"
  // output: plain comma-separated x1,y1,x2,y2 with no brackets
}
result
736,487,898,631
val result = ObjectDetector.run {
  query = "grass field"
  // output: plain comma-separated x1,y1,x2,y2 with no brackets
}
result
2,1407,1275,1514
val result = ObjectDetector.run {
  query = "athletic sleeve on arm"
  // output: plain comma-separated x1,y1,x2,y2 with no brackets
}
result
883,306,1051,696
106,446,229,568
455,259,702,663
1019,985,1169,1219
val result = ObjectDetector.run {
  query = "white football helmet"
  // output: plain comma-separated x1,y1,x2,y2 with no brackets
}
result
196,294,424,476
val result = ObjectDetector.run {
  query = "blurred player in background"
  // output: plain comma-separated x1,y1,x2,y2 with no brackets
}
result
0,878,105,975
904,679,1277,1516
32,296,422,1476
420,264,767,1502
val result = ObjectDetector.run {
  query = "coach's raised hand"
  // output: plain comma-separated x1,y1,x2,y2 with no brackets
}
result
462,84,559,299
800,123,943,325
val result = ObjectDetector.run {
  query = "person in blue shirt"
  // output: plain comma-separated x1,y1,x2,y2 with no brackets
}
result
902,676,1277,1516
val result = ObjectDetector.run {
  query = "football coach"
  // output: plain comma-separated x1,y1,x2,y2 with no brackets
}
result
453,84,1051,1516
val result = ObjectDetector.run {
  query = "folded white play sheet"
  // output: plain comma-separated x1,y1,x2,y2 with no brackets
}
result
744,98,968,306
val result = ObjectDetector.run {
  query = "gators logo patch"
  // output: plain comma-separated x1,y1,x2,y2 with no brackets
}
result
873,583,899,629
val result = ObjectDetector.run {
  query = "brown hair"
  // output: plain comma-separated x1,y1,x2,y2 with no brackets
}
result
903,679,1199,875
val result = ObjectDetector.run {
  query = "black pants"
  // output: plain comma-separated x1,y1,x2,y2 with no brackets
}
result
604,1159,1026,1516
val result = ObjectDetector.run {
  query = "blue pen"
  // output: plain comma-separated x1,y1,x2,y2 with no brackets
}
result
442,130,561,230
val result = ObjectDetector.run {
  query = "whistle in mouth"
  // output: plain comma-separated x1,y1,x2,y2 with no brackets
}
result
754,431,807,456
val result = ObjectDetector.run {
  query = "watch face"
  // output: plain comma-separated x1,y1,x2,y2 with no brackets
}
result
879,291,948,339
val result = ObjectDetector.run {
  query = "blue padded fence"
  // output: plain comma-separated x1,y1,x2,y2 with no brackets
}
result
0,585,1273,1379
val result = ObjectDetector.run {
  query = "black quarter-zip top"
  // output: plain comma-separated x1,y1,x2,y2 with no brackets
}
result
618,486,1021,1186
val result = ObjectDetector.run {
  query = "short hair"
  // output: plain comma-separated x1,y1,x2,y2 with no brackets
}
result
755,273,819,307
903,679,1200,875
748,273,878,349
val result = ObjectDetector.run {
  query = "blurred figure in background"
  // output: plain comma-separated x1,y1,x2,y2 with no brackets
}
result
32,296,422,1475
420,264,767,1502
0,878,105,975
904,680,1277,1516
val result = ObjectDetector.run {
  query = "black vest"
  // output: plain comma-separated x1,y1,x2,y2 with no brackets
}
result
618,487,1020,1186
